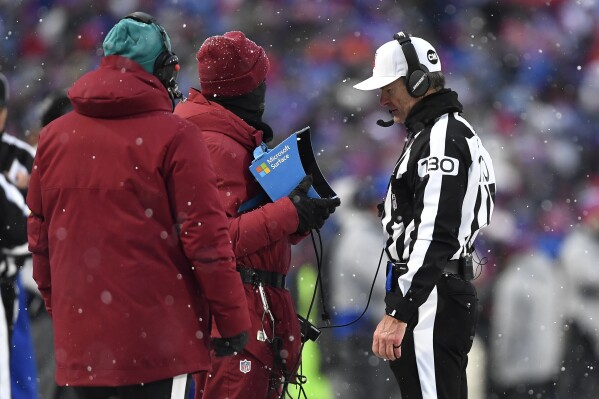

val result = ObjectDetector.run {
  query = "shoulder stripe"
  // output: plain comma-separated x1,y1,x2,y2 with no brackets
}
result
0,174,29,216
1,133,36,157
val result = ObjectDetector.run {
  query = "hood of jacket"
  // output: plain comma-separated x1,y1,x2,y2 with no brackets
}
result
68,55,172,118
404,89,463,134
176,88,262,152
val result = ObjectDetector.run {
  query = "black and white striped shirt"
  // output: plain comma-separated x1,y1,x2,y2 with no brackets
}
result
1,174,29,278
382,90,495,322
0,130,35,187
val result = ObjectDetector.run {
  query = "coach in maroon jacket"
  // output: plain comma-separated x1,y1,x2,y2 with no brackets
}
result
175,31,340,398
26,13,250,399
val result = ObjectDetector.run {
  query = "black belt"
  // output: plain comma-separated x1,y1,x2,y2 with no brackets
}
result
390,259,472,281
237,266,286,289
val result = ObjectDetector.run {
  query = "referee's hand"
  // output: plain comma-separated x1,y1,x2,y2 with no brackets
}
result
373,315,407,361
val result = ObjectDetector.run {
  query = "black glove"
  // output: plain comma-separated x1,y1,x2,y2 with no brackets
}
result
288,175,341,234
211,331,249,357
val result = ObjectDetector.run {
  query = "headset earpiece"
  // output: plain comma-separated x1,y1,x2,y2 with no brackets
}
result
394,32,430,98
153,51,183,100
406,69,429,98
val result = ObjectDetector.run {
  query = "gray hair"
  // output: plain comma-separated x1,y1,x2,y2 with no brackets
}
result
428,71,445,91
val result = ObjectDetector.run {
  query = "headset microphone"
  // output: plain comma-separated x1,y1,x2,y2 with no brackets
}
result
376,110,394,127
376,118,394,127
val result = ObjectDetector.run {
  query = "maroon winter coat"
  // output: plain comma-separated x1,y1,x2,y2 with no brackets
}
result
26,56,251,386
175,89,303,373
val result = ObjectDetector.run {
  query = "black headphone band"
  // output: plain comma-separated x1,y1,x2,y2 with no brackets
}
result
393,33,423,78
124,11,170,55
122,11,182,103
393,32,430,97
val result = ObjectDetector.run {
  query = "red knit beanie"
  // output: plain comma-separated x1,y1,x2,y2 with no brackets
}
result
197,31,269,98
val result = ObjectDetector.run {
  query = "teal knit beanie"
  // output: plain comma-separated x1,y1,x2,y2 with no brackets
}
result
102,18,170,74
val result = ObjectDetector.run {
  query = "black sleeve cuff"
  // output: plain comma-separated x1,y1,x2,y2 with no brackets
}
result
384,291,418,322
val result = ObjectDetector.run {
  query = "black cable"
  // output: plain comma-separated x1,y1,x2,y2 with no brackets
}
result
472,247,488,280
282,229,323,399
285,231,385,397
282,374,308,399
304,230,321,320
314,230,331,323
318,247,385,330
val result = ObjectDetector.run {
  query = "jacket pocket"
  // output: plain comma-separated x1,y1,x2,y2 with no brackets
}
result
27,215,48,254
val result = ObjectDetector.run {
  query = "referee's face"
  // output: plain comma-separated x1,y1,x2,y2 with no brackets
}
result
379,78,418,125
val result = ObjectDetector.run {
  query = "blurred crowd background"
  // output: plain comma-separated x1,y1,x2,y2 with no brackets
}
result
2,0,599,398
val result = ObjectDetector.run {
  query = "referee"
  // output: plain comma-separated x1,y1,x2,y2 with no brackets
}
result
353,32,496,399
0,172,29,399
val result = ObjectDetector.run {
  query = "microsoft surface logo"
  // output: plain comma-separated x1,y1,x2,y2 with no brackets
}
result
255,163,271,177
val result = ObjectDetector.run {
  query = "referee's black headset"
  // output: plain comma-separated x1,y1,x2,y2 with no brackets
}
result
376,32,431,128
124,11,184,105
393,31,430,98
